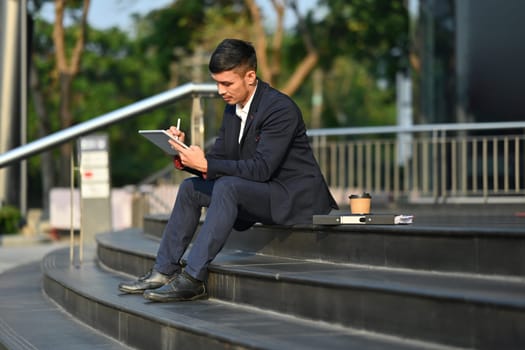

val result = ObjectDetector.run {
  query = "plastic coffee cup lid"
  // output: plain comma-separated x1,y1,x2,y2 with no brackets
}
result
349,192,371,199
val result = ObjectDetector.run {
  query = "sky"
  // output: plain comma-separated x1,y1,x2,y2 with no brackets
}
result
39,0,319,31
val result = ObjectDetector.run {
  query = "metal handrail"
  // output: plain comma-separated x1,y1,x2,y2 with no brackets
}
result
0,82,217,168
307,121,525,137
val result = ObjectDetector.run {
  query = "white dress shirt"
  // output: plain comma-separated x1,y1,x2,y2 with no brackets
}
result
235,83,257,143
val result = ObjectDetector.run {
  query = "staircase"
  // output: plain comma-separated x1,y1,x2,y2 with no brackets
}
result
38,210,525,350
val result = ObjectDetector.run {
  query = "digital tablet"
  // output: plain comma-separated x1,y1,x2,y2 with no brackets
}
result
138,130,189,155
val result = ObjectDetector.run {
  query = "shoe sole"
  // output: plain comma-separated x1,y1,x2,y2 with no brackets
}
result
143,291,208,302
118,282,167,294
118,286,146,294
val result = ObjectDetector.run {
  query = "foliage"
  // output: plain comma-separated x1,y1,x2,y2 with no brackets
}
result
273,0,407,127
133,0,251,85
324,57,396,127
315,0,409,85
29,18,177,192
0,206,22,234
134,0,207,81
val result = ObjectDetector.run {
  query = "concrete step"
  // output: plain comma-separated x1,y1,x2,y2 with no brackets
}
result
42,246,448,350
144,215,525,279
96,229,525,349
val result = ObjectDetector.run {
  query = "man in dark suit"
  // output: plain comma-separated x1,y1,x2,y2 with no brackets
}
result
119,38,337,302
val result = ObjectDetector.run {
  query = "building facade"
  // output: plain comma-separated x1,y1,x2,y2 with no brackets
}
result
410,0,525,125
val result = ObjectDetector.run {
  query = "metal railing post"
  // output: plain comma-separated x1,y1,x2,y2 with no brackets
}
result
365,141,372,191
69,144,83,266
70,150,75,265
385,141,391,194
330,143,337,186
440,130,447,202
515,136,521,192
432,130,438,202
393,141,399,200
482,138,488,201
191,95,204,147
472,138,478,193
374,141,381,193
412,138,419,194
450,138,457,196
461,138,467,195
504,136,509,193
338,143,345,188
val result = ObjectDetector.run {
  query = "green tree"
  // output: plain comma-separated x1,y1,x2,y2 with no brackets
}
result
316,0,409,84
52,0,91,186
324,57,396,127
74,26,176,185
289,0,409,128
29,18,176,204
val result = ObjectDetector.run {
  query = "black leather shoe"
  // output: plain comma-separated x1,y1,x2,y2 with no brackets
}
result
143,272,207,302
118,269,174,294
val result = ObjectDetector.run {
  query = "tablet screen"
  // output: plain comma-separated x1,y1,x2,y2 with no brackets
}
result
138,130,189,155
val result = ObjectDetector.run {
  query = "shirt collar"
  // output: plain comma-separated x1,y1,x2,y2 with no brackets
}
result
235,82,257,121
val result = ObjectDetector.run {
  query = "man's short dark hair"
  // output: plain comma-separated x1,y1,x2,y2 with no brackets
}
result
209,39,257,75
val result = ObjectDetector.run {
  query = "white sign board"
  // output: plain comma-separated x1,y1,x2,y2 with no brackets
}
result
78,135,110,199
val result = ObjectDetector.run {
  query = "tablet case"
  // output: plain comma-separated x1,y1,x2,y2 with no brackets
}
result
313,213,414,225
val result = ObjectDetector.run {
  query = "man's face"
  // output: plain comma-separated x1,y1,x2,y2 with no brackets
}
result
211,68,256,107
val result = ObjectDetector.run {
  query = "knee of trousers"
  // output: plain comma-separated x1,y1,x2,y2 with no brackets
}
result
212,176,240,198
179,177,195,191
178,177,202,198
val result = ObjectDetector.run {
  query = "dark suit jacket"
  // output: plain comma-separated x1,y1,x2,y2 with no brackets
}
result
205,80,338,225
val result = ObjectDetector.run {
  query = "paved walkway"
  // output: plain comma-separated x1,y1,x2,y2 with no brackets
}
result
0,234,133,350
0,236,68,275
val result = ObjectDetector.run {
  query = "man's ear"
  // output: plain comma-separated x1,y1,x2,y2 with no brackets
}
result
245,70,257,85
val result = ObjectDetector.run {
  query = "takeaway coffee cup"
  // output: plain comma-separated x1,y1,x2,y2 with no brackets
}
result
349,193,372,214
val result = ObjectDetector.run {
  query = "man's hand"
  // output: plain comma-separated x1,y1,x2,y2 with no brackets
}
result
167,125,208,173
166,125,185,142
175,145,208,173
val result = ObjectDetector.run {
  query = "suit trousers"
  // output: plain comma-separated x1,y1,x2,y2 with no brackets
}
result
154,176,273,281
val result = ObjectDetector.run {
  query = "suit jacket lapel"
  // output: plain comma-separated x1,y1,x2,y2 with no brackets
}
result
239,80,266,147
221,106,242,159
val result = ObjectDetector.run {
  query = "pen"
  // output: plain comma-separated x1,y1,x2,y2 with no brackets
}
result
175,118,181,140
